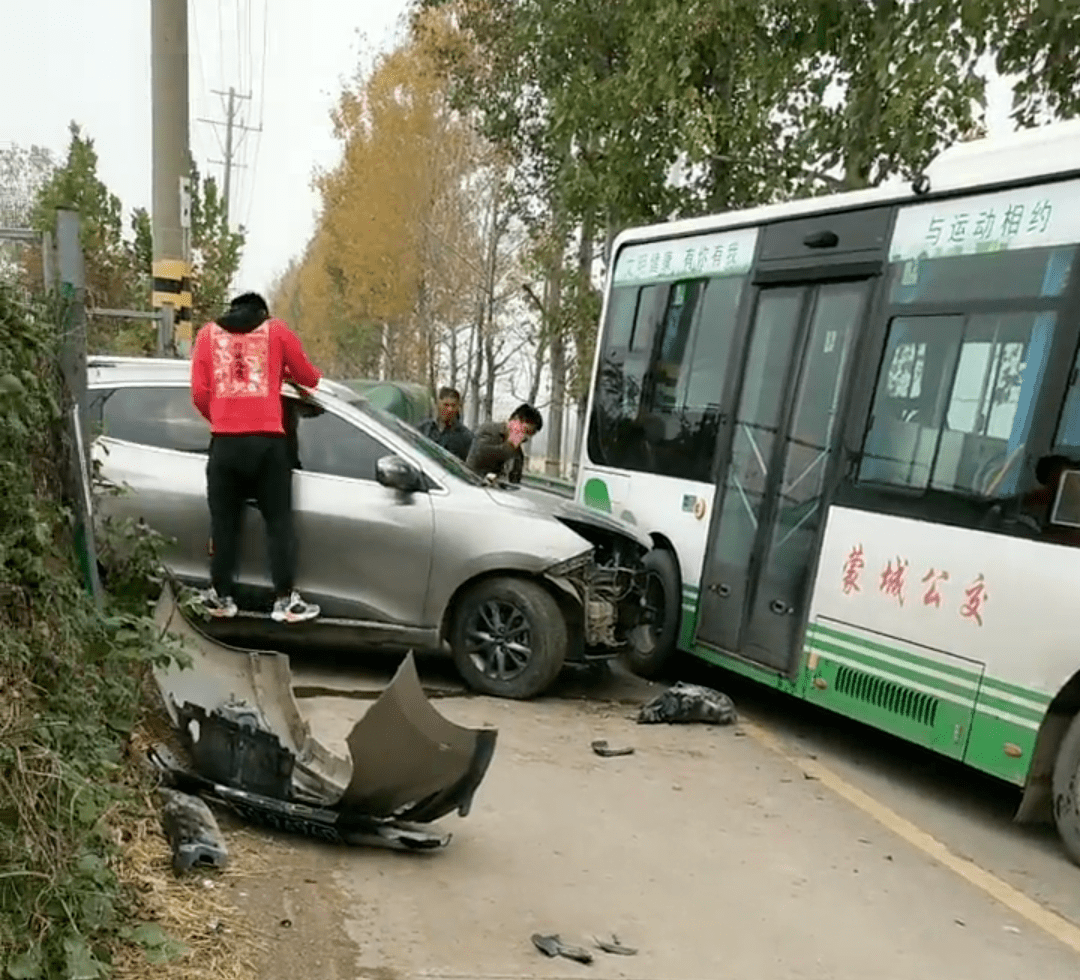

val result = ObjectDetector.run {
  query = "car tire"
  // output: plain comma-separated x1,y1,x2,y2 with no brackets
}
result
1052,710,1080,866
450,577,568,700
624,547,681,679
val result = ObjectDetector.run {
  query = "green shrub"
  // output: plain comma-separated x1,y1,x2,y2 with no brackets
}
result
0,283,184,979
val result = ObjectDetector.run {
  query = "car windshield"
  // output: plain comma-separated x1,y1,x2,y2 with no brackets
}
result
343,399,487,486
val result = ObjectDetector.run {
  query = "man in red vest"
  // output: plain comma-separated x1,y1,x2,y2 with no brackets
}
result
191,292,322,623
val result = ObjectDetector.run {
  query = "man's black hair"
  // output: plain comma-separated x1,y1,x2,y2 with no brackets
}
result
510,402,543,432
1036,453,1074,486
230,292,269,315
437,386,462,401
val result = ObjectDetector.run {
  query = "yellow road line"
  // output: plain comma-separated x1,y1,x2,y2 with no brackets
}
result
741,719,1080,956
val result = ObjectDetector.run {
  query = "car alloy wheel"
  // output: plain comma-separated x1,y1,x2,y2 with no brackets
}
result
449,576,568,700
464,598,534,681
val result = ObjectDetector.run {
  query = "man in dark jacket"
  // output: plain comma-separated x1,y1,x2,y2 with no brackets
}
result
466,403,543,484
418,386,473,461
190,292,322,624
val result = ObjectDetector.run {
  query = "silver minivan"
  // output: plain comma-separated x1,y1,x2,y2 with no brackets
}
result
89,356,659,699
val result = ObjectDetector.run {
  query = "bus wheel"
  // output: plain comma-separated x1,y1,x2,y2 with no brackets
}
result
1052,711,1080,865
625,547,680,679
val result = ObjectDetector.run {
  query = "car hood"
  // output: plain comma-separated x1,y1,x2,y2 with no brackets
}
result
485,486,653,552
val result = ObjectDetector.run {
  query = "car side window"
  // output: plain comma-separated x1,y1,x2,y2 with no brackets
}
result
98,386,211,454
293,406,390,482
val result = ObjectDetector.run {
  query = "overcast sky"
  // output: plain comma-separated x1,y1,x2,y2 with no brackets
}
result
2,1,1017,303
1,0,411,295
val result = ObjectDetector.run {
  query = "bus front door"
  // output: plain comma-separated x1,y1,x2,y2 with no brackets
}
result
695,280,868,673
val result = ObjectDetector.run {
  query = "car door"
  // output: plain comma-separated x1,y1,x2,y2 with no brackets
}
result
90,383,212,583
234,397,435,624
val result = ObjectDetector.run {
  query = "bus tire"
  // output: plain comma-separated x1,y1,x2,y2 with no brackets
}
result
625,547,681,679
1051,710,1080,866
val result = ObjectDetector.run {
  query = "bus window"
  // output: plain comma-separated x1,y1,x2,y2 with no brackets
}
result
860,311,1056,497
1055,343,1080,449
587,275,745,482
889,245,1076,305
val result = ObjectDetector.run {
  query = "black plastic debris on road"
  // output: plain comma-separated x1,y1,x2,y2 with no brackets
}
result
531,934,594,964
159,787,229,874
637,681,737,725
594,934,638,955
591,739,635,757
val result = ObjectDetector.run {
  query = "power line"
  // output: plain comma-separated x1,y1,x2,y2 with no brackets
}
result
241,0,270,233
198,87,261,227
188,0,213,167
235,0,245,96
216,0,226,91
245,0,255,101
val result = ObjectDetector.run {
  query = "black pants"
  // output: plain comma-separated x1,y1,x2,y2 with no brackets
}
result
207,434,294,599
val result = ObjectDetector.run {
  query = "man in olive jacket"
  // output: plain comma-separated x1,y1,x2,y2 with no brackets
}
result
466,403,544,484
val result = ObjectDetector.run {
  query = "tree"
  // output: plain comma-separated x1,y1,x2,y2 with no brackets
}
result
0,143,56,283
0,143,55,227
791,0,987,193
423,0,998,471
988,0,1080,126
275,8,513,395
29,123,149,352
24,124,244,353
188,165,244,327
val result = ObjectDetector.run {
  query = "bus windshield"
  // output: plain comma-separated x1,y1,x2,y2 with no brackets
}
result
587,271,747,484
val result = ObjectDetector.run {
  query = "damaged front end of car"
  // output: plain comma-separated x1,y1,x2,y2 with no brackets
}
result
544,517,654,657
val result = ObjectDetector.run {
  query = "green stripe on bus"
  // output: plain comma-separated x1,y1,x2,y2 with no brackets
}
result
977,675,1053,706
809,622,979,684
809,635,978,705
971,689,1046,724
808,624,1049,722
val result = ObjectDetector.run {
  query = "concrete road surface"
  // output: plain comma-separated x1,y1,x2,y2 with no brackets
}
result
229,651,1080,980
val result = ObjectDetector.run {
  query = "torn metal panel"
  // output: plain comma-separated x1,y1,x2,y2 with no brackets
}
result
340,653,497,821
151,583,498,833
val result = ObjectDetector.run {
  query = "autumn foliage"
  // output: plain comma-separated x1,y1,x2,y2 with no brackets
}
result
273,10,493,389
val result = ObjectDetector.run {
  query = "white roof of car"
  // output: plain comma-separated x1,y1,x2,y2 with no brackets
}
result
86,356,362,403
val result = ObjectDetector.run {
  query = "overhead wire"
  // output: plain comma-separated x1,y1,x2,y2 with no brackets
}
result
190,0,224,168
216,0,226,92
230,0,253,232
240,0,269,236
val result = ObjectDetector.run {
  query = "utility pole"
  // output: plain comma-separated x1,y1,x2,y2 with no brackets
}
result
200,86,259,227
151,0,192,354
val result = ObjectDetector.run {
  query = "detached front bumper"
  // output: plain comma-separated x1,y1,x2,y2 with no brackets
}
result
150,584,497,849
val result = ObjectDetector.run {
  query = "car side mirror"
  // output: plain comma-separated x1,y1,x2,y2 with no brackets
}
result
376,455,424,493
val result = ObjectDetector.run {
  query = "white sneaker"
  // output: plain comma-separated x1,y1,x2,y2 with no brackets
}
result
200,587,238,619
271,591,320,624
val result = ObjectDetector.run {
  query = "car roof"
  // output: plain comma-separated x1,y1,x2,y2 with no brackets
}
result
87,356,367,404
88,354,190,382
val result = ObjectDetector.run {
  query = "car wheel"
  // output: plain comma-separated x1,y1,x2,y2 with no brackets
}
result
625,547,681,679
1052,710,1080,866
450,577,568,700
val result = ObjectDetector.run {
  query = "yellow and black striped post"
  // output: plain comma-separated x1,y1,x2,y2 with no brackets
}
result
152,258,193,352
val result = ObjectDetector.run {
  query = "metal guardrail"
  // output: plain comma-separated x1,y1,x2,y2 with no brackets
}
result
521,472,576,498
